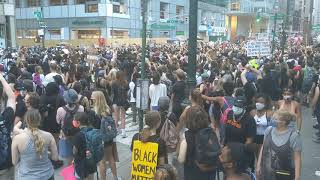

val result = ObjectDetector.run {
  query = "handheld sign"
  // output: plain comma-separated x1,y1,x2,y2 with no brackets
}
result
131,141,159,180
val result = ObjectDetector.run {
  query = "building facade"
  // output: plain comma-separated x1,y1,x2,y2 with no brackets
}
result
0,0,16,48
16,0,227,41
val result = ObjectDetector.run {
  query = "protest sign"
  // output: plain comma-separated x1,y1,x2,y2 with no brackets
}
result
246,41,271,57
131,141,159,180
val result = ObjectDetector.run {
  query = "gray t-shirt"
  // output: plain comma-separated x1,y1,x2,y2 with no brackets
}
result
264,126,302,152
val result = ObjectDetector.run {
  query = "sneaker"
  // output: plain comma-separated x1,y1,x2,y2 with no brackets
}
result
121,129,127,138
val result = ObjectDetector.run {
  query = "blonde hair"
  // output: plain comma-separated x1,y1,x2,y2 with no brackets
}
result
274,110,295,125
35,66,43,74
92,91,111,117
25,109,45,158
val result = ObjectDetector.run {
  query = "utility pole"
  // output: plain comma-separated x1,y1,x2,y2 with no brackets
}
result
271,0,279,56
41,2,45,48
281,0,290,54
138,0,148,131
187,0,198,91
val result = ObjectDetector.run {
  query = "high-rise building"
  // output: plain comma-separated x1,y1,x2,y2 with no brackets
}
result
15,0,227,42
313,0,320,27
0,0,16,48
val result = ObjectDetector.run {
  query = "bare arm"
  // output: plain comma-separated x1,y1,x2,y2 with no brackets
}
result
14,116,22,126
49,134,59,161
294,151,302,180
11,136,20,165
256,143,264,177
241,69,248,85
295,102,302,131
312,86,319,112
177,139,187,164
201,95,223,106
0,73,15,112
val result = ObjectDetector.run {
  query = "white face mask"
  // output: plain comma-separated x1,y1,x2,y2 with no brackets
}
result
256,103,265,111
283,95,292,101
232,106,244,116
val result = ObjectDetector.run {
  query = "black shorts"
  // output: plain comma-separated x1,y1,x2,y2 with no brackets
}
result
255,135,264,144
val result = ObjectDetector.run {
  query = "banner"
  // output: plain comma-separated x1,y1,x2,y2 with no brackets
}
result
131,141,159,180
246,41,271,57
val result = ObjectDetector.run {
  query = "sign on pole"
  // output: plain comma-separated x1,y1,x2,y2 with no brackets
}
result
131,141,158,179
246,40,271,57
136,79,149,110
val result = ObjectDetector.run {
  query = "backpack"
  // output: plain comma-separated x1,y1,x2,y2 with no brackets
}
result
81,127,104,167
62,105,80,137
100,116,117,143
160,112,179,151
303,67,315,86
195,128,221,172
220,97,233,125
0,116,9,166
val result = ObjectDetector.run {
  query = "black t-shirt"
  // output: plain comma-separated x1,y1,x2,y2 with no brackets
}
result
131,133,168,165
72,130,96,178
224,113,256,144
15,95,27,119
172,81,186,103
0,107,14,170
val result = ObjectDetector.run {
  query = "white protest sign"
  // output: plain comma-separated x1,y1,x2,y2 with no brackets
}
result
246,41,271,57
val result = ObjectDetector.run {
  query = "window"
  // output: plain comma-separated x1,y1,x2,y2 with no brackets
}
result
110,30,129,38
76,0,85,4
0,24,4,39
78,30,101,39
25,29,37,39
48,29,61,35
16,0,21,8
160,2,169,19
50,0,68,5
27,0,40,7
86,4,98,13
112,0,128,14
176,6,184,20
16,29,23,39
230,3,240,11
113,4,120,13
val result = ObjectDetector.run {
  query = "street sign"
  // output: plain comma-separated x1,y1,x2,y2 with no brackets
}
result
312,25,320,30
38,21,48,28
271,14,284,20
149,24,175,30
33,10,42,21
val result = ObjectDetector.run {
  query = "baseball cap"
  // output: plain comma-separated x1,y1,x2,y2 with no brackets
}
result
63,89,79,104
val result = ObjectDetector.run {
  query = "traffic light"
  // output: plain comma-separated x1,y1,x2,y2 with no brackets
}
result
256,12,261,23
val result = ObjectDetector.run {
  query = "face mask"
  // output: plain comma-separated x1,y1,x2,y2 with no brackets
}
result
256,103,265,111
20,90,26,97
232,106,244,116
270,118,279,127
283,95,292,101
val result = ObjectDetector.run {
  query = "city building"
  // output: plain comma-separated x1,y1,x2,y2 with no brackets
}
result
313,0,320,27
0,0,16,48
15,0,227,42
225,0,299,41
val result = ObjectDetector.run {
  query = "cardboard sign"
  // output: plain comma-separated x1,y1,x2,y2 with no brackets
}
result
246,41,271,57
131,141,159,180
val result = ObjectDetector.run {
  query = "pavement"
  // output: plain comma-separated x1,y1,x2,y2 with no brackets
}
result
54,107,320,180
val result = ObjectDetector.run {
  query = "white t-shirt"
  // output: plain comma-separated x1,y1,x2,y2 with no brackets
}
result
44,72,63,86
149,83,167,107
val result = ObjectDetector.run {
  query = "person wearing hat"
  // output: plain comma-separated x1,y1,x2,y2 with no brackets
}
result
224,96,256,145
56,89,84,165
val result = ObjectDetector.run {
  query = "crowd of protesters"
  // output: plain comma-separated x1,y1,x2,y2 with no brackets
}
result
1,40,319,180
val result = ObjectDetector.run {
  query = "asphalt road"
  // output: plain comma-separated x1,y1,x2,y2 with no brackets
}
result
53,107,320,180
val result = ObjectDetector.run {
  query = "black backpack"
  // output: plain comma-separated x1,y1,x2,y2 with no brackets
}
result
195,128,220,172
0,115,9,166
62,105,80,137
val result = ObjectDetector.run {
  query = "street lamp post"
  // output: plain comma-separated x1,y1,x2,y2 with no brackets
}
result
187,0,198,91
